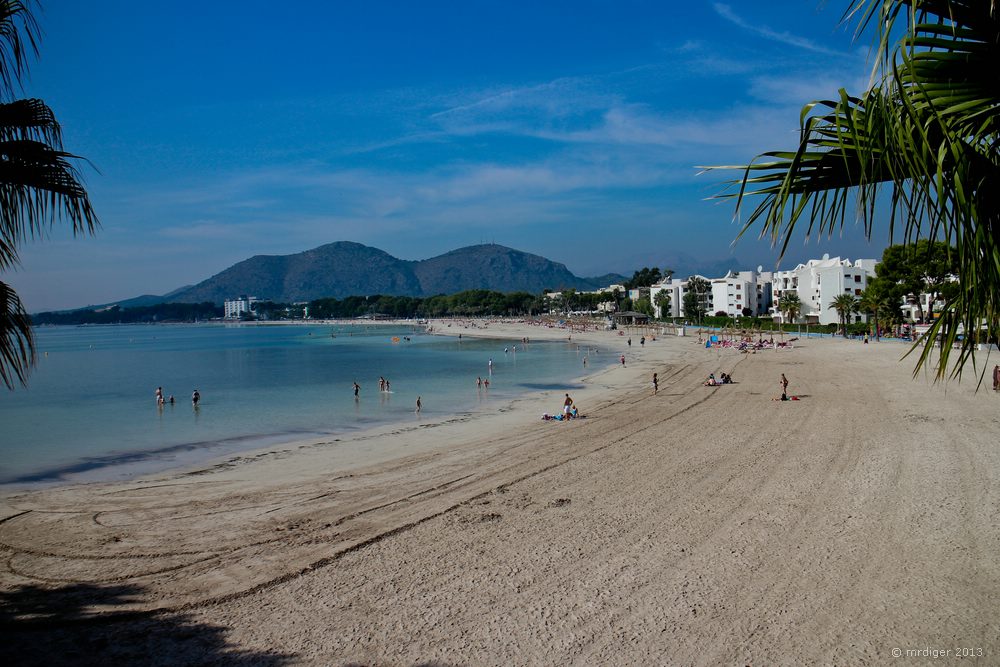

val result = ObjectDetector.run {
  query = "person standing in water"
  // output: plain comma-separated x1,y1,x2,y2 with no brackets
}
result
192,389,201,406
353,381,361,398
416,396,422,413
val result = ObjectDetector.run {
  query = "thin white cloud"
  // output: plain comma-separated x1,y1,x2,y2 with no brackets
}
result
713,3,845,57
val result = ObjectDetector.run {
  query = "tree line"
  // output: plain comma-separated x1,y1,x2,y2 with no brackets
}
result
32,302,223,326
31,290,551,325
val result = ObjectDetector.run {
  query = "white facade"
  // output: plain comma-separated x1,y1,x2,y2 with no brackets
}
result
771,255,877,325
224,295,258,319
709,270,772,317
651,269,773,319
649,275,711,319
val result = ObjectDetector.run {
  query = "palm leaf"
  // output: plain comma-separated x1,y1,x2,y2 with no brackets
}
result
0,98,63,145
0,278,32,389
0,1,39,99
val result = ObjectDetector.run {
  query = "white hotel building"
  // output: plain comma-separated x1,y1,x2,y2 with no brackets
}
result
650,269,773,319
770,255,877,325
224,295,258,319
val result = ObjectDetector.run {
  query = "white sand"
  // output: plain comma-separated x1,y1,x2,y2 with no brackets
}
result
1,320,998,665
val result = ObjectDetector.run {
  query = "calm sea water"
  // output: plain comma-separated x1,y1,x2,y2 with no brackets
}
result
0,323,610,485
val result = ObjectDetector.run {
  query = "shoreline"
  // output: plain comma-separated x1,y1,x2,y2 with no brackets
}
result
1,318,629,492
2,319,997,664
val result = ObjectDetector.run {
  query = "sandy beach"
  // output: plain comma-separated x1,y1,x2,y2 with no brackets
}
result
1,319,998,665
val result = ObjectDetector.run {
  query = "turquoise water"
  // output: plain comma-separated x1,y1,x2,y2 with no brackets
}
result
0,323,610,485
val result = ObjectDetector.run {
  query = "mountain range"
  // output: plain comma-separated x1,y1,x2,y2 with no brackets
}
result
65,242,752,313
108,242,628,308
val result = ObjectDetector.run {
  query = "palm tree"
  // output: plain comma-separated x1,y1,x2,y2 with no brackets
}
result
777,292,801,325
829,293,859,337
0,1,98,389
682,276,711,323
709,0,999,381
653,289,671,319
858,284,892,341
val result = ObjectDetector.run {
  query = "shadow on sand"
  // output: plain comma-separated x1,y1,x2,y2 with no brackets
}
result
0,582,295,666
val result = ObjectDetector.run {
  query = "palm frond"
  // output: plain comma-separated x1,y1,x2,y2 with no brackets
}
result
0,98,63,146
0,1,39,99
0,278,32,389
0,139,99,270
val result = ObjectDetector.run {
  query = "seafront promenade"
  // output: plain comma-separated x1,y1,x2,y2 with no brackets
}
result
1,318,997,665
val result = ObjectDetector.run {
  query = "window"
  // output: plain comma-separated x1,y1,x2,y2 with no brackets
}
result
855,288,862,295
854,275,862,283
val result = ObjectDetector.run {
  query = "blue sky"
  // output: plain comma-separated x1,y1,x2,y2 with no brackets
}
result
10,0,892,311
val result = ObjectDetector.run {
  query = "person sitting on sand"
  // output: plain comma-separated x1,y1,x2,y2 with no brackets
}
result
704,373,717,386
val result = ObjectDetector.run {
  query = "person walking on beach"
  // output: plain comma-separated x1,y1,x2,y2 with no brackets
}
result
353,381,360,398
780,373,789,400
620,354,626,367
993,364,1000,391
652,372,658,395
